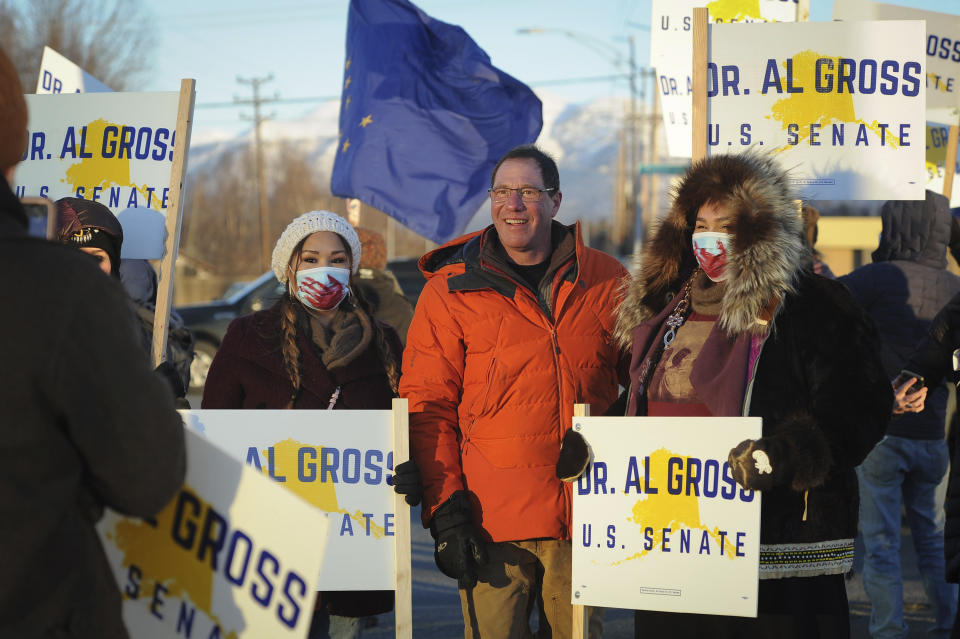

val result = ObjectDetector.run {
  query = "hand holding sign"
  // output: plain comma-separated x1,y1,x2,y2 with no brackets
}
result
728,438,777,491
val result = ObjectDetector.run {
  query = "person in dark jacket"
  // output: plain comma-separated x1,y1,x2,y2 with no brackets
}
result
54,199,195,398
839,190,960,638
801,204,835,278
202,210,417,639
118,258,195,400
896,291,960,639
614,152,892,638
355,227,414,344
0,44,186,639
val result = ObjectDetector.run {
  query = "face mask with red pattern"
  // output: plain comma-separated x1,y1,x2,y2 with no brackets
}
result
294,266,351,311
691,232,733,282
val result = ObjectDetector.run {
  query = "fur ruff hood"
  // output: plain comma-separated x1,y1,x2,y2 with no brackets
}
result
615,152,807,346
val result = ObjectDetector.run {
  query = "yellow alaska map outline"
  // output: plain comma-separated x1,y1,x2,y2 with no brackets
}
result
765,50,903,153
62,118,163,210
606,447,739,567
706,0,764,22
107,483,241,639
265,438,387,538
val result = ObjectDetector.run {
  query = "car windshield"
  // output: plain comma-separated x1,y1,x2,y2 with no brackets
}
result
223,271,279,305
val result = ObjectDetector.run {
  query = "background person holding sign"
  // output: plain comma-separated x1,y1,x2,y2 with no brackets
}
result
0,44,186,639
614,152,892,637
201,210,418,638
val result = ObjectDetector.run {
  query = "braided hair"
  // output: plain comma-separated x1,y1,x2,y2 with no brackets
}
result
278,234,399,408
277,292,305,409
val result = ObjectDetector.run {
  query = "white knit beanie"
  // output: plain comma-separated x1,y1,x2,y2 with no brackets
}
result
271,210,362,283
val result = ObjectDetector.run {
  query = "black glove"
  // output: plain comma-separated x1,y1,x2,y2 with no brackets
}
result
155,360,187,399
429,490,488,589
728,439,776,491
392,459,422,506
556,428,590,482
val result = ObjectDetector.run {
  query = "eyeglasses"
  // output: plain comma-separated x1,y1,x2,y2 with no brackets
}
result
488,186,556,203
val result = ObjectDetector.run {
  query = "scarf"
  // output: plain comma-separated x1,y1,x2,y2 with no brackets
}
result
308,308,373,370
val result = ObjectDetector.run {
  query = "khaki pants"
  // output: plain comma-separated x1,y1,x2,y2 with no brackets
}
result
458,539,572,639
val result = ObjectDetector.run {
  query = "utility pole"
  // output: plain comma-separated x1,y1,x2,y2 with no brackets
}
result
235,74,278,272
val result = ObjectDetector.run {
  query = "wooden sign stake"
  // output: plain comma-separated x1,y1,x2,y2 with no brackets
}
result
692,8,709,163
572,403,591,639
153,78,196,367
393,398,413,639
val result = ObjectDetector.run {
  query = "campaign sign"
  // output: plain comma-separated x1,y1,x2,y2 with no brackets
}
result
650,0,797,159
12,92,180,259
925,122,960,206
708,20,926,200
181,410,397,590
97,428,329,639
572,416,762,617
834,1,960,122
35,46,112,94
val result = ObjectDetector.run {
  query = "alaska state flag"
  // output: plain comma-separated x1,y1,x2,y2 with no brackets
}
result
330,0,543,244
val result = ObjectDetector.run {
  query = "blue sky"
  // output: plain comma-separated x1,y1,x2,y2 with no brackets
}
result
133,0,960,140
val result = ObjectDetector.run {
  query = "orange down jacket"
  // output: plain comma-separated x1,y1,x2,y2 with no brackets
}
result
400,222,628,542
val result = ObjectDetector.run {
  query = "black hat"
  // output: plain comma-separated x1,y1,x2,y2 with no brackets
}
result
55,198,123,277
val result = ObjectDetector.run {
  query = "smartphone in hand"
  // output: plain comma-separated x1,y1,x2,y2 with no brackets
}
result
21,197,55,240
893,369,925,394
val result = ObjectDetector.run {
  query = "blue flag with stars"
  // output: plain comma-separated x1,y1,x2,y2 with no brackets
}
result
331,0,543,244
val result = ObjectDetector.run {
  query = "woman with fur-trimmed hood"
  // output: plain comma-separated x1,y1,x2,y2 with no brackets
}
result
615,153,892,637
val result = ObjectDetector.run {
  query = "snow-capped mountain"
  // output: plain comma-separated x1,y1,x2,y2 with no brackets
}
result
185,90,630,231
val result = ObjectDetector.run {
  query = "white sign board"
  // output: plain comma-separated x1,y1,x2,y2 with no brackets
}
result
572,416,762,617
925,122,960,206
12,93,181,258
97,428,329,639
181,409,397,591
708,20,926,200
650,0,797,159
35,46,112,94
834,1,960,122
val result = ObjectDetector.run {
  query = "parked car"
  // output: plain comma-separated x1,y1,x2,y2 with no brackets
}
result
177,259,426,391
176,271,285,391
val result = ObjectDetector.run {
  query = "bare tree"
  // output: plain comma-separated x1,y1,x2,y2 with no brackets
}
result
182,142,346,278
0,0,155,91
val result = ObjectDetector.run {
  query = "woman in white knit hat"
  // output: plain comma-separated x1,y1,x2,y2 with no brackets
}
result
202,210,419,638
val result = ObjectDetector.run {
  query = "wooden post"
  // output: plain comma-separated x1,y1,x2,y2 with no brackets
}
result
572,403,591,639
392,398,413,639
943,123,959,203
153,79,196,366
691,8,709,163
796,0,810,22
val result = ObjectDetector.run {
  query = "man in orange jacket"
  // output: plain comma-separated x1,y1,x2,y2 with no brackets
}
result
400,145,629,638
